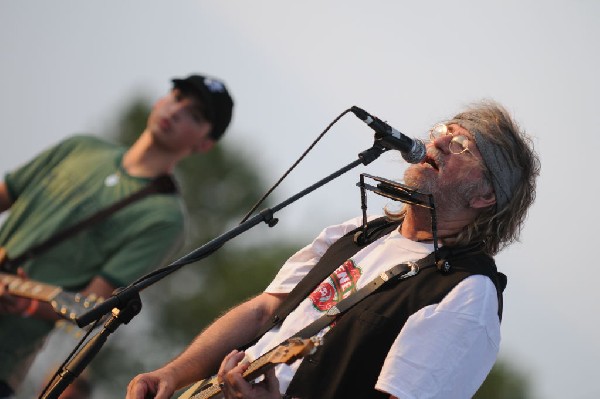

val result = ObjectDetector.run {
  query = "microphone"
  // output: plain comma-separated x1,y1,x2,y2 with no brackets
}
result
351,106,426,163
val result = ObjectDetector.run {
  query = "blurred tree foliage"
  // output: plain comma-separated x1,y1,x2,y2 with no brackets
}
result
61,95,532,399
474,360,532,399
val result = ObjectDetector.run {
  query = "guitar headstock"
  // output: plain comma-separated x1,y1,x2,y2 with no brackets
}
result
51,292,104,322
266,336,322,365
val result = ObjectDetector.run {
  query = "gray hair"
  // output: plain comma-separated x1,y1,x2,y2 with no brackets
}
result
450,100,540,255
448,119,520,210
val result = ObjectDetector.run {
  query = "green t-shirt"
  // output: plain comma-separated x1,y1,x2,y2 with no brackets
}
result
0,135,185,388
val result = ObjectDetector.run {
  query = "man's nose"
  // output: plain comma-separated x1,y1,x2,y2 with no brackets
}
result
167,102,185,122
432,134,453,154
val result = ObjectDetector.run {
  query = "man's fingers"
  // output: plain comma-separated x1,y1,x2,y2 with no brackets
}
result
264,367,279,392
16,267,28,279
127,376,158,399
218,350,245,378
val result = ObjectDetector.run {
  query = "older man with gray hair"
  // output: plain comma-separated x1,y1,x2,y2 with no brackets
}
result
127,99,540,399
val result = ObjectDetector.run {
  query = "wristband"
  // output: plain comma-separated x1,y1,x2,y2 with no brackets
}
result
22,299,39,318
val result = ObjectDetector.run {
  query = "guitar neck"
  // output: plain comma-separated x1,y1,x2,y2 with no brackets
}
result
0,272,62,302
183,350,277,399
242,351,275,381
180,337,318,399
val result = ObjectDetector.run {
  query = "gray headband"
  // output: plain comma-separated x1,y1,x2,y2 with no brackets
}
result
448,119,522,210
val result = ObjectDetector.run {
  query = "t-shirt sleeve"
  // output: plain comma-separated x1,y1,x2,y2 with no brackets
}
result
5,136,88,200
375,275,501,399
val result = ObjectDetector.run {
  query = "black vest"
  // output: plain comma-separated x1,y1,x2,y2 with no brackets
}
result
253,218,506,399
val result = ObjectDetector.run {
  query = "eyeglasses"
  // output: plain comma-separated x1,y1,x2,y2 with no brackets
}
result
429,123,473,156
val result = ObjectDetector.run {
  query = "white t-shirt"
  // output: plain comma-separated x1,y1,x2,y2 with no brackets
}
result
244,216,501,399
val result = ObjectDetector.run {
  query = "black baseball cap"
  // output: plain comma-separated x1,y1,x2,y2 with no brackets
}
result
171,74,234,140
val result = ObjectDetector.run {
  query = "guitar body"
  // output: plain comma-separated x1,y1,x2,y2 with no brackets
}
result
0,272,102,321
178,337,320,399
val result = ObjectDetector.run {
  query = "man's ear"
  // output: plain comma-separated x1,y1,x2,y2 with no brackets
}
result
194,138,215,154
469,191,496,209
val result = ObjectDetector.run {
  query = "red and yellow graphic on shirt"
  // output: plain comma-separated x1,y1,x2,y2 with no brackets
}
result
309,259,362,312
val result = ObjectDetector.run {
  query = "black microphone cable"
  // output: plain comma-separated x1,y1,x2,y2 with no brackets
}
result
239,108,353,224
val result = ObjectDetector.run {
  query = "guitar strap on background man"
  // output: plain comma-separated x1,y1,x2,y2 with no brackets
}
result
0,175,177,274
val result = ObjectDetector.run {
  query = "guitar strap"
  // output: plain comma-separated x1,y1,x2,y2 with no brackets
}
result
291,250,439,341
241,217,399,350
241,217,503,352
0,175,177,273
286,243,502,343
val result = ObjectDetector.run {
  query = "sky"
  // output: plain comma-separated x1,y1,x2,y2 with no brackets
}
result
1,1,599,398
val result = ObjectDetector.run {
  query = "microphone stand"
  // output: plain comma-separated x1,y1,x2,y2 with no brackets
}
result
40,143,387,399
40,291,141,399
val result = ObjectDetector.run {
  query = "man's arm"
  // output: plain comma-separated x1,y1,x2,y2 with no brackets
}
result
126,292,286,399
0,182,13,213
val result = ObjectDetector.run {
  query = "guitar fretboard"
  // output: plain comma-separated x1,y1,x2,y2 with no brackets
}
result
187,349,275,399
180,337,317,399
0,273,60,301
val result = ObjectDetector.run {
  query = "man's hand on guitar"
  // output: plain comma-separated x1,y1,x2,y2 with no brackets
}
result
0,268,34,316
218,350,281,399
126,368,178,399
0,282,32,315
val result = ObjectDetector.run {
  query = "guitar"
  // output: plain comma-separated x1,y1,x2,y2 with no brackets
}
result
0,272,103,322
178,336,321,399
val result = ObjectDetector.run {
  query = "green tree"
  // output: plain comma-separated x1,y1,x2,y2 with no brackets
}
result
474,359,532,399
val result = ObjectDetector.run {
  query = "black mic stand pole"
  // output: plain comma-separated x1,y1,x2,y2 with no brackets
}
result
40,291,141,399
40,143,387,399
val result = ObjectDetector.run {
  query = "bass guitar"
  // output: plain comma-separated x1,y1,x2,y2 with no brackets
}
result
178,336,320,399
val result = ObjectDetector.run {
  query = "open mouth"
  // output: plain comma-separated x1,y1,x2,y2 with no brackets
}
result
423,155,439,171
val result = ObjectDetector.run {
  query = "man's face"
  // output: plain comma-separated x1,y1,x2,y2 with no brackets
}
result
147,88,214,155
404,124,490,212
